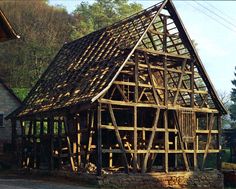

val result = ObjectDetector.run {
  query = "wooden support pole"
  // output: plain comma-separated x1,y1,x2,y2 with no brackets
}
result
133,52,139,172
48,117,54,171
202,113,215,170
108,104,129,174
76,115,81,170
26,121,33,167
173,111,190,171
64,116,76,172
133,106,138,172
97,103,102,176
164,57,168,106
33,120,37,168
145,52,159,105
164,110,169,173
20,120,25,168
58,118,62,169
39,119,44,168
142,108,160,173
190,61,195,107
173,59,187,105
194,114,198,171
217,115,222,170
86,111,94,164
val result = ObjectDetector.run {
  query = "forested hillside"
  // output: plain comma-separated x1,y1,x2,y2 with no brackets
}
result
0,0,142,100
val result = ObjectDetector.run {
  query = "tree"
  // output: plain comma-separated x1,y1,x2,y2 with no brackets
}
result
230,67,236,122
0,0,77,88
72,0,142,38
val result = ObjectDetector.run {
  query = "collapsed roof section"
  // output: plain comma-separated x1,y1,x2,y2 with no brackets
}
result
16,0,226,117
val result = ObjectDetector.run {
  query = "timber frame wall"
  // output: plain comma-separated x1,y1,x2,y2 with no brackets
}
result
11,0,226,175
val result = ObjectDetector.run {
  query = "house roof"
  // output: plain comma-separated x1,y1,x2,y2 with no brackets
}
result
0,78,21,104
0,9,19,42
15,0,227,117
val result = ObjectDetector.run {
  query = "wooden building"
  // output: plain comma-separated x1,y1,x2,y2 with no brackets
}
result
0,9,20,153
11,0,226,175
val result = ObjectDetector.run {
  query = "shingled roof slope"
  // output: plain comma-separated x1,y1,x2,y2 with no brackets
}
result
16,0,226,117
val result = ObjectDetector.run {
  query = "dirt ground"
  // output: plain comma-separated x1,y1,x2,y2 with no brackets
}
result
0,178,97,189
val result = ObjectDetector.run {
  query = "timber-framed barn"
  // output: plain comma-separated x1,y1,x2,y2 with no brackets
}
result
10,0,227,175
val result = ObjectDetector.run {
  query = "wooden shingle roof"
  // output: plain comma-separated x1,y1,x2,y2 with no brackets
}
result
16,0,226,117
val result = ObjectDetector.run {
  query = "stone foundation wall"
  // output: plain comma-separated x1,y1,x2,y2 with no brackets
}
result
22,169,224,189
99,170,224,189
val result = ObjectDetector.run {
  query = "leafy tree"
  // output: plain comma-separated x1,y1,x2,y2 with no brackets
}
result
0,0,77,88
230,67,236,122
72,0,142,38
0,0,143,100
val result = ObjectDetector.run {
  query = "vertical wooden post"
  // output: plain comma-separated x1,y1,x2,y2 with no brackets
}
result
164,110,169,173
97,103,102,176
86,111,94,164
39,118,44,169
133,52,139,172
133,106,138,172
20,120,25,168
26,121,33,167
58,118,62,169
76,115,81,170
33,120,37,168
217,115,222,170
48,117,54,170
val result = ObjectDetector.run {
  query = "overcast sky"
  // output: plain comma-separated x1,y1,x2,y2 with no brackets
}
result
49,0,236,95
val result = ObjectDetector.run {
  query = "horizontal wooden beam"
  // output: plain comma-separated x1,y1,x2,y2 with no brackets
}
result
113,81,208,94
102,149,220,154
99,99,219,113
101,125,218,134
135,48,191,60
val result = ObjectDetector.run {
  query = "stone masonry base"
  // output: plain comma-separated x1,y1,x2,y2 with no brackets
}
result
18,169,224,189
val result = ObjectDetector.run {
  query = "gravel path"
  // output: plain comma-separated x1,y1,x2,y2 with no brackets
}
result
0,178,96,189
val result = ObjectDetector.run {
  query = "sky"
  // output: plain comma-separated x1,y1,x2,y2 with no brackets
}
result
49,0,236,95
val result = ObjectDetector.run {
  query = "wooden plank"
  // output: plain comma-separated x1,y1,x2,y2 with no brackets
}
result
113,80,208,95
97,103,102,176
58,118,62,169
86,111,94,164
164,110,169,173
108,104,129,174
33,120,37,168
116,84,129,102
64,116,76,172
193,113,197,170
217,115,222,170
190,61,195,107
76,115,81,170
102,149,220,154
145,52,160,105
202,113,215,170
99,98,219,113
142,108,160,173
173,111,190,171
48,117,54,171
133,105,138,172
164,57,168,106
173,59,187,105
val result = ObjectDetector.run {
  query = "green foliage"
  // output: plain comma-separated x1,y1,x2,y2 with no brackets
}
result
230,67,236,121
0,0,143,90
72,0,142,38
12,88,30,101
0,0,77,88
